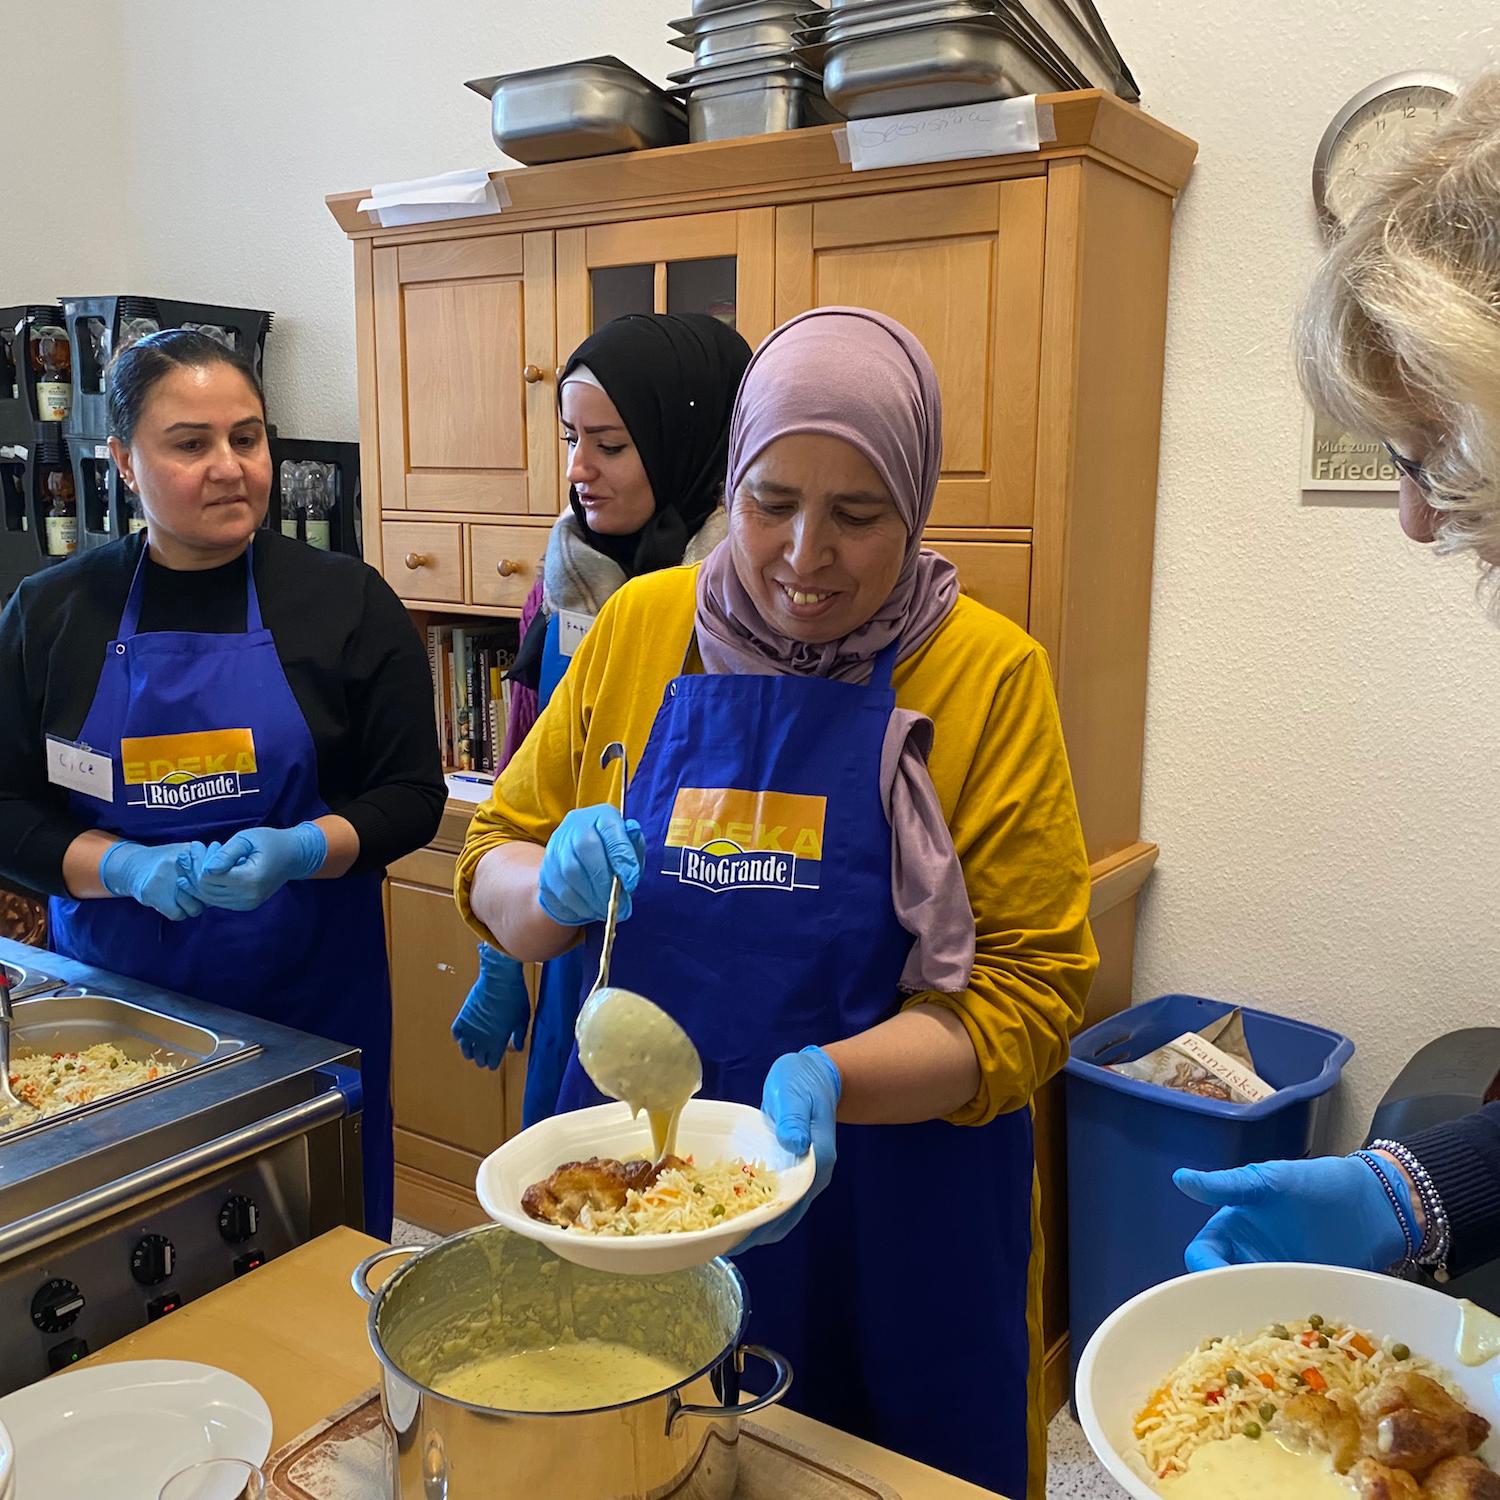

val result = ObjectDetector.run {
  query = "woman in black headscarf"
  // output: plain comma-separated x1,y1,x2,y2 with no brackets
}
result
452,312,752,1123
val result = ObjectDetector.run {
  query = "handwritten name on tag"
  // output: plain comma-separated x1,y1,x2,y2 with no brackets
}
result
557,609,595,659
843,97,1046,172
46,736,115,802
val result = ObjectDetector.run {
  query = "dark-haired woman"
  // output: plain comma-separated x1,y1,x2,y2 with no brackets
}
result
451,312,751,1126
0,330,445,1236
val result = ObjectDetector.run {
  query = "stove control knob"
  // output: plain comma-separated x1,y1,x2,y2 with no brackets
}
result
218,1194,259,1244
130,1233,176,1287
31,1278,85,1333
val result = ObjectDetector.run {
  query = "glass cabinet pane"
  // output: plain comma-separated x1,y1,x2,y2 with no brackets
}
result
590,264,654,330
667,256,737,327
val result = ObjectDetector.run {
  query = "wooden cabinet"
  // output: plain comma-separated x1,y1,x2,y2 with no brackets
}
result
386,845,527,1233
333,92,1197,1404
776,181,1045,531
367,232,557,595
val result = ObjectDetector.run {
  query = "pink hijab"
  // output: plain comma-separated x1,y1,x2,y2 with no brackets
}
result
695,308,975,994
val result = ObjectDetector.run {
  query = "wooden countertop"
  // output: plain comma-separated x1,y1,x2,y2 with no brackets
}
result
76,1228,1001,1498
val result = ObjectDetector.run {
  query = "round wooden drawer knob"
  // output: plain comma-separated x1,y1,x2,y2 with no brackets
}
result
404,552,429,570
522,364,544,384
495,558,519,578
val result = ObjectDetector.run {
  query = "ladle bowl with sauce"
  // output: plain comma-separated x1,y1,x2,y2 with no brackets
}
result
1076,1262,1500,1499
476,1098,815,1274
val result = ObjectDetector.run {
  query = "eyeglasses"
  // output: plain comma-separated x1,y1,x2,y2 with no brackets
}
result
1383,442,1435,495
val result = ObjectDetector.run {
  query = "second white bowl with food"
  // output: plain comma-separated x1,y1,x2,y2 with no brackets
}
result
476,1098,814,1273
1076,1262,1500,1499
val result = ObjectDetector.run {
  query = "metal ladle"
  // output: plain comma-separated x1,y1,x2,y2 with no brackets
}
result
0,970,31,1126
575,743,702,1160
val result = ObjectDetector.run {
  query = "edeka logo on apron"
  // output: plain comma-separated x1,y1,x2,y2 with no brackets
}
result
120,727,260,811
662,787,826,894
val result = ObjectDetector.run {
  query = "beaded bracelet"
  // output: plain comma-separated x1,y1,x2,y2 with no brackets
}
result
1370,1138,1452,1282
1355,1150,1419,1270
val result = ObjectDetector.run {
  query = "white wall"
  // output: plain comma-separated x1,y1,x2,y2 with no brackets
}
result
4,0,1500,1147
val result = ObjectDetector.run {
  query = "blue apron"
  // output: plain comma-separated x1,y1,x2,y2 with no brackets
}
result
554,641,1037,1497
48,547,393,1237
518,609,586,1128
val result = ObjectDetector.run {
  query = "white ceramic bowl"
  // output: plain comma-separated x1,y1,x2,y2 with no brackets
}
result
476,1098,815,1274
1076,1263,1500,1499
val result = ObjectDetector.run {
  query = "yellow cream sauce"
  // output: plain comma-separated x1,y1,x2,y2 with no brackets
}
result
432,1338,689,1412
1457,1298,1500,1367
575,988,702,1160
1163,1435,1354,1499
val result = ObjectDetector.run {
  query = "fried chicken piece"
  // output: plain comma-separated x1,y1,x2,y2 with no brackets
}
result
1361,1373,1490,1473
1281,1390,1365,1473
1350,1459,1424,1499
1422,1457,1500,1500
521,1156,686,1227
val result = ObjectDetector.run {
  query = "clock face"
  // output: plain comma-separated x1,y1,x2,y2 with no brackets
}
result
1317,77,1457,229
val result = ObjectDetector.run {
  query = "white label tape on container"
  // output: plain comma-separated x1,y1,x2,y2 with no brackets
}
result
836,97,1056,172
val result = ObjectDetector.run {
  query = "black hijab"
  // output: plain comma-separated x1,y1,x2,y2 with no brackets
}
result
560,312,752,578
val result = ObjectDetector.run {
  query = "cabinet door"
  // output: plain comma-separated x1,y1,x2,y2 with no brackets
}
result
373,233,557,518
774,180,1046,529
388,880,527,1179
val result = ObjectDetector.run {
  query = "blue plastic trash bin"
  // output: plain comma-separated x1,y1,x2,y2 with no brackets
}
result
1063,994,1354,1389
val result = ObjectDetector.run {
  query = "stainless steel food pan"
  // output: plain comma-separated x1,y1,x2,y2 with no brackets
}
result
465,57,688,165
690,76,842,139
669,15,807,63
694,0,821,12
801,1,1007,46
1001,0,1134,96
670,0,816,34
0,990,254,1142
0,958,64,1001
670,55,823,88
822,18,1065,116
802,0,996,33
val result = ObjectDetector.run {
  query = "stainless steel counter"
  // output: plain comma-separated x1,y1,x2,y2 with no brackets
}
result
0,937,364,1394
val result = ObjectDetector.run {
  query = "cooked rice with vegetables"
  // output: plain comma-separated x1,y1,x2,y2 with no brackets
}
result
3,1044,177,1128
1136,1316,1452,1480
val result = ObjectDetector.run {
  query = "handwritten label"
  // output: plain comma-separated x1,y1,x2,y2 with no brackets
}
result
46,735,115,802
557,609,594,659
843,97,1046,172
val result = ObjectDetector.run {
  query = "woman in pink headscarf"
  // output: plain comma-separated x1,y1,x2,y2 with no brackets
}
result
458,308,1096,1498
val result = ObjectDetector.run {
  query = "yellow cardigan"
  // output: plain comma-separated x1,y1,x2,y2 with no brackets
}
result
455,562,1096,1127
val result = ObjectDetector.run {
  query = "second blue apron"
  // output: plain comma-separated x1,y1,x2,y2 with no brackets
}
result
554,642,1038,1497
48,546,394,1237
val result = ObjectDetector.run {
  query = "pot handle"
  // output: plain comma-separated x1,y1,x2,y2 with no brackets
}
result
350,1244,420,1303
668,1344,793,1433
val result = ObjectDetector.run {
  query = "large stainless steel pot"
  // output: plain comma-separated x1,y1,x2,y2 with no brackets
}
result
353,1224,792,1500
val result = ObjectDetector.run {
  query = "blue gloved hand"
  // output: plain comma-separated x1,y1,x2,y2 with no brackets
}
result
735,1045,841,1252
452,944,530,1069
191,822,328,913
537,805,646,927
1174,1155,1415,1273
100,840,209,922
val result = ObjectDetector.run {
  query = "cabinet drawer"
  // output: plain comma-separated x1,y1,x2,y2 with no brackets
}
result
469,523,546,609
924,539,1030,627
384,522,463,603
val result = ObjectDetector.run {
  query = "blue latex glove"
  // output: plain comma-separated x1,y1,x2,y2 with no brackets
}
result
1175,1155,1415,1273
452,944,530,1069
101,841,209,921
537,805,646,927
735,1045,841,1252
191,822,328,913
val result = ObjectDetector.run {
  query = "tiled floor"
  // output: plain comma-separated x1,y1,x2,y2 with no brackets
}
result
393,1220,1122,1496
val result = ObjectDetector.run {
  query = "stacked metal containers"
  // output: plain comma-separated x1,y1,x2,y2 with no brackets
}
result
667,0,842,141
794,0,1138,118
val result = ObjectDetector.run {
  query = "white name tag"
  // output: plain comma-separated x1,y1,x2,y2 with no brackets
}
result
45,735,115,802
557,609,595,659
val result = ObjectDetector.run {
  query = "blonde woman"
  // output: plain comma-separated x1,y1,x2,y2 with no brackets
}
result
1178,74,1500,1280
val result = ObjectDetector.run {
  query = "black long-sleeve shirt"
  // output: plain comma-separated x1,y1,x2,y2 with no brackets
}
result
0,530,445,896
1402,1102,1500,1278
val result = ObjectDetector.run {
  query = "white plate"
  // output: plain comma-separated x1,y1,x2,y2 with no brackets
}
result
476,1097,815,1274
1076,1262,1500,1499
0,1360,271,1500
0,1411,12,1500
